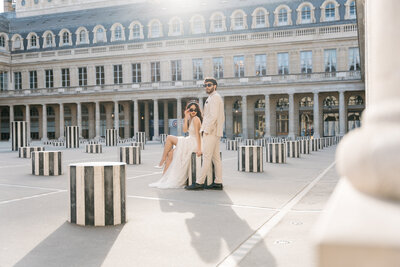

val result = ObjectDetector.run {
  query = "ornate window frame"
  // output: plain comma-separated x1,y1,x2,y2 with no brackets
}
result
27,32,39,49
148,19,163,38
110,22,126,42
168,16,184,36
75,27,89,45
230,9,248,30
93,25,107,43
190,14,206,34
11,34,24,51
251,7,269,28
320,0,340,22
0,33,9,50
209,12,227,33
42,30,56,48
296,2,316,24
345,0,356,20
128,21,144,40
58,29,72,47
274,5,293,26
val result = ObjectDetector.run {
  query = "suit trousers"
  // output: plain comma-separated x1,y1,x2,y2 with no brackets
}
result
198,134,222,184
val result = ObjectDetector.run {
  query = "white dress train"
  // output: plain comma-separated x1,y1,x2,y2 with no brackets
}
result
149,120,198,189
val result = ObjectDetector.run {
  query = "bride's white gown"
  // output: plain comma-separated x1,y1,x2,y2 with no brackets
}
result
149,120,198,188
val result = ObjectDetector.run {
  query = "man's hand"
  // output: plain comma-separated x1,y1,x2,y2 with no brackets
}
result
196,150,202,157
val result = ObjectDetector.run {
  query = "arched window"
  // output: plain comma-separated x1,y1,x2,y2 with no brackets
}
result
79,30,87,43
325,3,335,21
62,32,69,45
296,3,316,24
115,26,122,40
171,18,181,35
133,24,140,38
350,1,356,18
210,12,226,33
30,107,39,117
96,28,104,42
213,14,223,31
278,8,288,25
300,97,313,107
31,35,37,47
47,106,55,116
46,33,52,46
14,37,21,49
193,17,203,34
234,12,244,29
151,21,161,38
0,36,5,47
302,6,311,23
277,97,289,109
323,96,339,107
255,99,265,109
348,95,364,106
256,10,265,27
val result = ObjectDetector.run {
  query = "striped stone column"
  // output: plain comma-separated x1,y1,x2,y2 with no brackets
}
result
266,143,286,163
286,141,300,158
235,137,243,144
131,142,144,150
88,140,99,145
317,138,324,150
300,140,310,154
310,139,319,152
188,152,222,186
11,121,28,151
69,162,126,226
106,129,118,146
120,146,141,165
226,140,238,151
135,132,146,144
86,144,102,154
32,151,62,176
66,126,79,148
53,141,65,147
160,134,167,144
238,146,263,172
256,139,267,147
244,139,255,146
18,146,45,158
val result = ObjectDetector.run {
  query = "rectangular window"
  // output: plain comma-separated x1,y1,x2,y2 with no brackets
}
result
171,60,182,81
113,65,123,84
45,69,54,88
61,68,70,87
348,47,360,71
277,52,289,75
213,57,224,79
234,55,245,78
151,61,160,82
78,67,87,86
324,49,337,72
255,54,267,76
29,70,37,89
132,63,141,83
96,66,105,85
14,72,22,90
192,58,203,80
300,51,313,74
0,71,8,91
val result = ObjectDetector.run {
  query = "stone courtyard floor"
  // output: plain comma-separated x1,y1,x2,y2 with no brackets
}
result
0,140,339,267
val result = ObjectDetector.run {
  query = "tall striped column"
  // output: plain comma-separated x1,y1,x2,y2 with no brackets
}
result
66,126,79,148
188,152,222,186
226,140,238,151
32,151,62,176
317,138,325,150
69,162,126,226
11,121,28,151
160,134,167,144
310,139,319,151
19,146,44,158
238,146,263,172
106,129,118,146
86,144,102,154
300,140,310,154
119,146,141,165
286,141,300,158
135,132,146,144
266,143,286,163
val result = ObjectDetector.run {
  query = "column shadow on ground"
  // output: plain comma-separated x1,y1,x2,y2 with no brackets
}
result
15,221,124,267
157,190,277,267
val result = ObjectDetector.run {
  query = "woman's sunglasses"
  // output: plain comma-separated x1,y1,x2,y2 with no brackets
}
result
189,109,197,113
203,83,214,88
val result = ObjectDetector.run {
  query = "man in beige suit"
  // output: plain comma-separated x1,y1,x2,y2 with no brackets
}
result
185,77,224,190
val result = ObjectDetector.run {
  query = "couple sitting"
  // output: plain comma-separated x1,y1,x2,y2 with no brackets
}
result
149,77,225,190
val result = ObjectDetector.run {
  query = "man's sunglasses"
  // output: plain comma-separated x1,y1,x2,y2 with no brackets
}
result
189,109,197,113
203,83,214,88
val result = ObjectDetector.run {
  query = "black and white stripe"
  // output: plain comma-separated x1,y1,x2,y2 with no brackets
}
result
119,146,141,165
160,134,167,144
187,152,222,186
266,143,286,163
53,141,65,147
310,139,319,151
299,140,310,154
238,146,263,172
131,142,145,150
235,137,243,144
135,132,146,144
106,129,118,146
69,162,126,226
256,139,268,147
66,126,79,148
88,140,99,145
19,146,44,158
316,138,324,150
244,139,255,146
286,141,300,158
86,144,102,154
11,121,28,151
31,151,62,176
226,140,238,151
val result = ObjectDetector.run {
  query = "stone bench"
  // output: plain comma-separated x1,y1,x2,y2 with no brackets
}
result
86,144,102,154
226,140,238,151
32,151,62,176
120,146,141,165
286,141,300,158
69,162,126,226
238,146,263,172
19,146,45,158
187,152,222,186
266,143,286,163
300,140,310,154
131,142,145,150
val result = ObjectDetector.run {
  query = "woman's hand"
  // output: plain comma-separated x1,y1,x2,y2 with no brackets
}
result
196,149,202,157
184,109,190,119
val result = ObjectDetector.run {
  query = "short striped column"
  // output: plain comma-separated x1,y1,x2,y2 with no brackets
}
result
238,146,263,172
106,129,118,146
244,139,255,146
119,146,141,165
31,151,62,176
188,152,222,186
256,139,267,147
135,132,146,144
69,162,126,226
160,134,167,144
65,126,79,148
235,137,243,144
131,142,144,150
86,144,102,154
53,141,65,147
286,141,300,158
266,143,286,163
226,140,238,151
19,146,45,158
88,140,99,145
300,140,310,154
310,139,319,151
11,121,28,151
316,138,324,150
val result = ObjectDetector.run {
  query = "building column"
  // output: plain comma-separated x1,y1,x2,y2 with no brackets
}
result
133,99,139,134
288,93,295,139
25,104,30,141
77,102,82,138
114,100,119,137
59,103,64,140
42,104,47,141
9,105,14,122
123,103,130,139
153,99,159,140
198,97,203,110
177,97,182,136
95,101,100,139
264,94,271,137
221,96,225,137
164,100,169,134
242,95,248,139
339,91,346,136
313,92,320,138
144,101,149,139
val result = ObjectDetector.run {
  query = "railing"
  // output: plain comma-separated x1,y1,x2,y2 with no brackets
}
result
0,71,361,98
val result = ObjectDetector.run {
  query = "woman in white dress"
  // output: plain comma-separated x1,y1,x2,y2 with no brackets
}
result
149,102,202,189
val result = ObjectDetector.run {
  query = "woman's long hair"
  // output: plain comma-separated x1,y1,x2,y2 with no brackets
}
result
185,101,203,127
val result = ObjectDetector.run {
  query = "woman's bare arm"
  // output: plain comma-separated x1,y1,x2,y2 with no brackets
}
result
194,117,202,156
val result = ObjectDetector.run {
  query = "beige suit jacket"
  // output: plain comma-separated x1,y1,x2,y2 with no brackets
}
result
200,91,224,137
